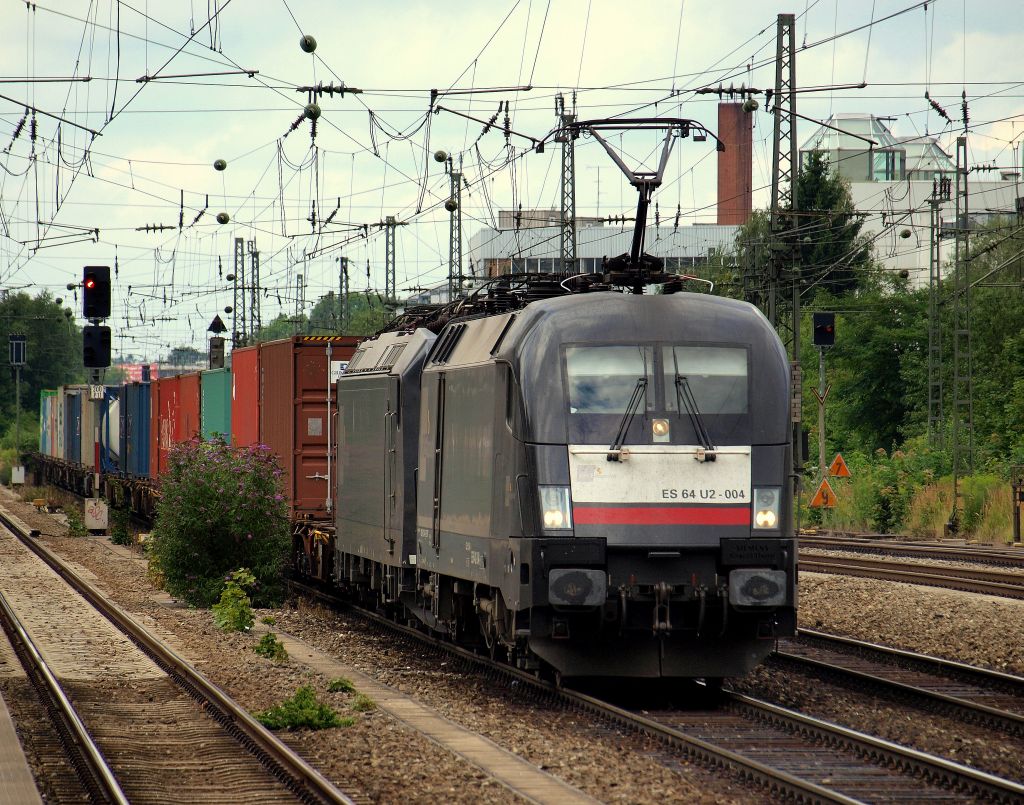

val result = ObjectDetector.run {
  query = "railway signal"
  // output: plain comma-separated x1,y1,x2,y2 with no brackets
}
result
812,312,835,347
83,325,111,368
82,265,111,319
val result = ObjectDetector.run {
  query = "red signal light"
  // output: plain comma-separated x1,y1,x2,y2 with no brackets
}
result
85,277,96,289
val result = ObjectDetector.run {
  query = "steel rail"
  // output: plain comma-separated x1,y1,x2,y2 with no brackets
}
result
0,584,129,804
799,554,1024,598
798,628,1024,689
800,535,1024,568
772,641,1024,737
722,691,1024,802
287,579,857,805
0,508,355,805
288,579,1024,804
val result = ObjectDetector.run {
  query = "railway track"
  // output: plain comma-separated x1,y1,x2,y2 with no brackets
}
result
0,509,357,805
288,580,1024,804
800,550,1024,598
800,534,1024,568
772,629,1024,739
0,584,128,804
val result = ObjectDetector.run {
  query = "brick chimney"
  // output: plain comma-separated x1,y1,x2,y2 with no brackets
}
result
717,102,753,225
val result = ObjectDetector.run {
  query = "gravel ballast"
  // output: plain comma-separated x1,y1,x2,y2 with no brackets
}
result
5,488,1023,799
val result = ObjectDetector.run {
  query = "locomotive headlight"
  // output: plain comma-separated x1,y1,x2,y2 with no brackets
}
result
539,486,573,532
753,487,781,530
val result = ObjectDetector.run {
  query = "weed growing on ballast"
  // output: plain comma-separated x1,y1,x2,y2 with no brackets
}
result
327,677,355,693
253,632,288,662
109,506,133,546
350,693,376,712
64,505,87,537
212,568,255,632
255,686,352,730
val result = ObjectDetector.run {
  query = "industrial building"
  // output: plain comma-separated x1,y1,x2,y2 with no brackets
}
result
798,114,1023,286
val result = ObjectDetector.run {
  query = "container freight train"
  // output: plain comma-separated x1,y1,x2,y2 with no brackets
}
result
35,279,797,681
33,335,360,536
327,274,797,681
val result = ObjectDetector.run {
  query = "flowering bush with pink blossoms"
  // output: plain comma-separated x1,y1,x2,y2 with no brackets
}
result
150,437,291,607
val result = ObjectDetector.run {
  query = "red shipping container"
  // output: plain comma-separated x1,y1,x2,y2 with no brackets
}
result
150,373,202,478
150,375,180,478
178,373,202,443
231,344,260,448
259,336,360,521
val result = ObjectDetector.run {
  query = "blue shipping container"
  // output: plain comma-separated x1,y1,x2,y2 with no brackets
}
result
64,389,83,464
120,381,151,479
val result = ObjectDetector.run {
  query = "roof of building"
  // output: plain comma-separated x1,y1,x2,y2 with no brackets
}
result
799,114,903,152
468,222,738,261
893,135,956,173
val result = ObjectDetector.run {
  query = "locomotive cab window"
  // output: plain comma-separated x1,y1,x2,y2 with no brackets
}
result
563,343,750,445
663,346,748,415
565,345,654,414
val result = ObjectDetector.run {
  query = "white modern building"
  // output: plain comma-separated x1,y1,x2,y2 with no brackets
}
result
799,114,1023,286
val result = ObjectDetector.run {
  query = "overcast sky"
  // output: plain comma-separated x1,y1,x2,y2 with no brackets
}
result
1,0,1021,357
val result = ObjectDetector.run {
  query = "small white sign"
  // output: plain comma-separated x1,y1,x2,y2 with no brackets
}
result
10,466,25,485
84,499,108,530
330,360,349,383
568,445,751,504
89,384,104,400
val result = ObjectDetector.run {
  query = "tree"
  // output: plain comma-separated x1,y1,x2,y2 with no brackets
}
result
793,151,873,296
0,291,84,428
166,345,203,366
816,278,927,453
723,152,875,305
150,438,291,607
308,291,393,336
950,218,1024,464
255,313,303,343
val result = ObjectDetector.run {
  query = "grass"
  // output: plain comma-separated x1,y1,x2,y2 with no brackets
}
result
973,487,1014,545
905,480,952,539
64,505,88,537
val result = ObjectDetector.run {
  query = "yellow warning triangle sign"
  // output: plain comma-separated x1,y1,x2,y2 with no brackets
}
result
828,453,851,478
809,477,837,508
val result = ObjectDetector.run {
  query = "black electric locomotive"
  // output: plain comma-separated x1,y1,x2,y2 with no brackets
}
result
329,117,797,680
332,277,796,680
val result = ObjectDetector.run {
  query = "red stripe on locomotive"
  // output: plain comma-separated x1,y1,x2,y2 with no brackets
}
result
572,505,751,526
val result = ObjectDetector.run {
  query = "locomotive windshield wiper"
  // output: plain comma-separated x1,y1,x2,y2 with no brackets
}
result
675,375,716,458
607,377,646,462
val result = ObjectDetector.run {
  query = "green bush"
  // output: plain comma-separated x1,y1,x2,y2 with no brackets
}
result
253,632,288,662
149,438,290,607
109,506,133,546
212,568,256,631
255,686,351,730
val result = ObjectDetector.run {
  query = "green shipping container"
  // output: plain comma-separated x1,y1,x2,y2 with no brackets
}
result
201,368,232,441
